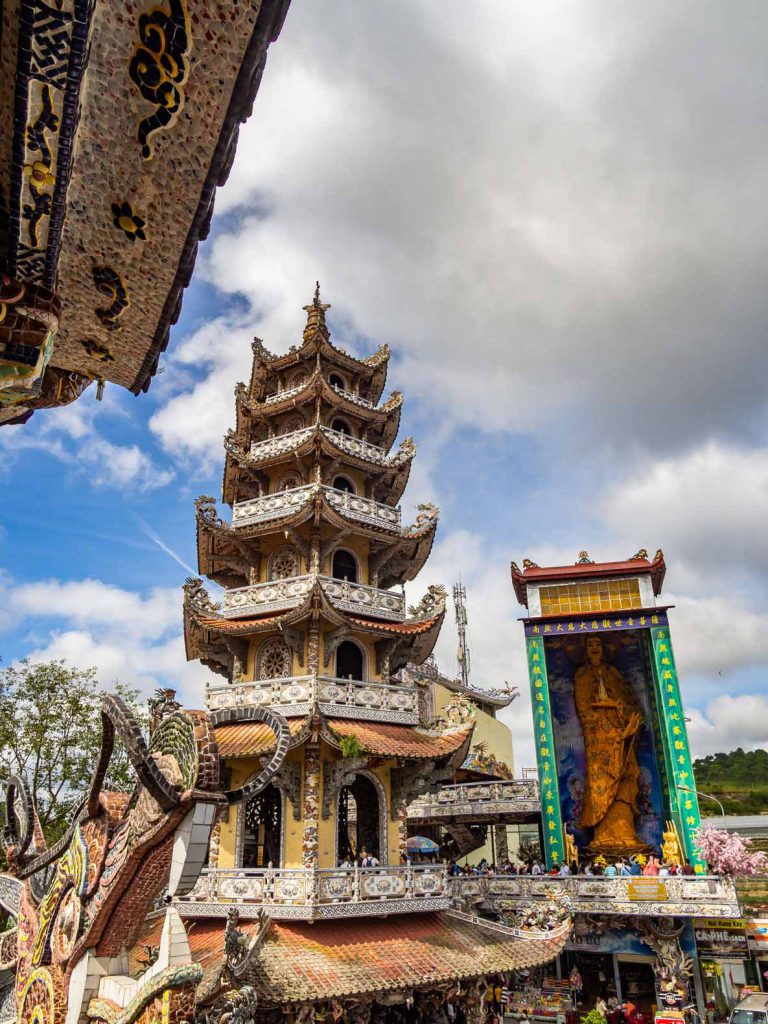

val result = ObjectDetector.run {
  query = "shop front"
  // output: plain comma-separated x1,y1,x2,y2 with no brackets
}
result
556,918,700,1021
694,918,754,1018
745,920,768,992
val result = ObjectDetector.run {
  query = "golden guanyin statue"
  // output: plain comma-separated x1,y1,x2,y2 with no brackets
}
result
574,635,645,855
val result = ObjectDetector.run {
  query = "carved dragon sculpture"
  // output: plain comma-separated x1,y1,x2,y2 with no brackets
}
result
0,696,290,1024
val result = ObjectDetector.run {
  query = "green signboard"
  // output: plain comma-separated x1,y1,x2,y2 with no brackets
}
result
650,625,705,872
526,636,565,867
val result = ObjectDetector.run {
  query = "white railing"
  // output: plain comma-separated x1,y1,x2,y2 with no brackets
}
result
222,574,315,617
232,484,315,526
451,874,741,918
319,426,389,465
330,384,374,409
322,486,400,531
231,484,400,533
206,675,419,724
263,382,306,405
408,779,540,820
221,574,405,621
317,676,418,721
249,426,314,461
178,864,450,920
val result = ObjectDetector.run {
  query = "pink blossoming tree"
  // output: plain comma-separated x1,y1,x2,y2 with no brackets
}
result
693,827,768,876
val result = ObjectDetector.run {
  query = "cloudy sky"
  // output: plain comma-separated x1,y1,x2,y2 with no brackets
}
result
3,0,768,770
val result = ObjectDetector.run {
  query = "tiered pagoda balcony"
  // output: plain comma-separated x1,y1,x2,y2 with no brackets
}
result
206,675,420,724
232,484,401,533
452,872,741,919
248,426,396,466
407,779,541,825
177,863,451,921
221,574,406,621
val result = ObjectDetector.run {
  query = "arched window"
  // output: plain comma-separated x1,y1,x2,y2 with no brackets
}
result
274,471,303,492
290,370,308,389
331,417,352,435
332,475,355,494
280,413,305,435
336,640,364,681
329,372,345,391
269,545,300,580
337,774,383,862
243,783,282,867
332,549,358,583
257,637,292,679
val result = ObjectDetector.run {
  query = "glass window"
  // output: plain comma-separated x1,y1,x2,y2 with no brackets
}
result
539,578,642,615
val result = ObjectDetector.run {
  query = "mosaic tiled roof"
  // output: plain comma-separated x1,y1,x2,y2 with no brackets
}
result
213,717,306,758
327,720,472,759
1,0,292,424
240,912,570,1003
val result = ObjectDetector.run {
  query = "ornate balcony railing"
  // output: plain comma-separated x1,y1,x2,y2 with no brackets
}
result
408,779,540,823
232,484,315,526
221,574,405,621
451,873,741,919
319,426,389,465
231,484,400,533
322,486,400,531
177,864,450,921
206,675,419,724
263,382,306,405
317,676,417,721
330,384,375,409
249,426,314,461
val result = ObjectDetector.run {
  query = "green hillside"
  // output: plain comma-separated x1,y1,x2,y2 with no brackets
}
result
693,748,768,816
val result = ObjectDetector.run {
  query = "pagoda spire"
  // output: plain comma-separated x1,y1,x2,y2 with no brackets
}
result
302,281,331,342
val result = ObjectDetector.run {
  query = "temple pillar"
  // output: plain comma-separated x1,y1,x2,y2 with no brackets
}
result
302,744,321,867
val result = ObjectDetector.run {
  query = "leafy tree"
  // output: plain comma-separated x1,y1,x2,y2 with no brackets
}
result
0,659,146,848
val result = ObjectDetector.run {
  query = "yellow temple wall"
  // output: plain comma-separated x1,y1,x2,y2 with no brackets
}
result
433,682,514,774
321,532,370,583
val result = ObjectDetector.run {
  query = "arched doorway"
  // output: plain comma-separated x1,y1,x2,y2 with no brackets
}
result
336,640,364,681
332,475,355,493
331,417,352,435
337,774,382,863
242,783,282,868
332,548,358,582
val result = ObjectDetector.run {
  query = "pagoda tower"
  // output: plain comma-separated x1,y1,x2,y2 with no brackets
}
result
183,286,475,875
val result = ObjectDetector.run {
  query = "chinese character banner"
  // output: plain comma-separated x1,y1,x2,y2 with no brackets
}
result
524,611,668,638
651,625,704,869
526,636,565,867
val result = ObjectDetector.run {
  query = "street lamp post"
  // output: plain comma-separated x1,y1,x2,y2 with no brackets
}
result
679,785,727,831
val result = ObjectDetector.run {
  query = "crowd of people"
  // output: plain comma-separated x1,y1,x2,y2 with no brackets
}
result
448,854,697,876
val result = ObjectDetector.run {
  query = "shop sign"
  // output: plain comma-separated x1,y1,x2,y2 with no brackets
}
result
627,878,668,901
693,918,748,957
745,920,768,951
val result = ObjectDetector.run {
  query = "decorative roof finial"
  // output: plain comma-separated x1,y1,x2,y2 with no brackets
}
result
303,280,331,342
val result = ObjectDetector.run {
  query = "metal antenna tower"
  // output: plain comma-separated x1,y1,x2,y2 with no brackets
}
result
453,582,470,688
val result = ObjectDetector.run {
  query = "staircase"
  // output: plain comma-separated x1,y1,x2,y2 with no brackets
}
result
444,823,487,858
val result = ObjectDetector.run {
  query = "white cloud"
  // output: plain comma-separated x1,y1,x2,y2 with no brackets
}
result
601,442,768,587
1,575,215,705
149,317,256,467
9,579,181,641
0,389,173,491
179,0,768,451
688,695,768,759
